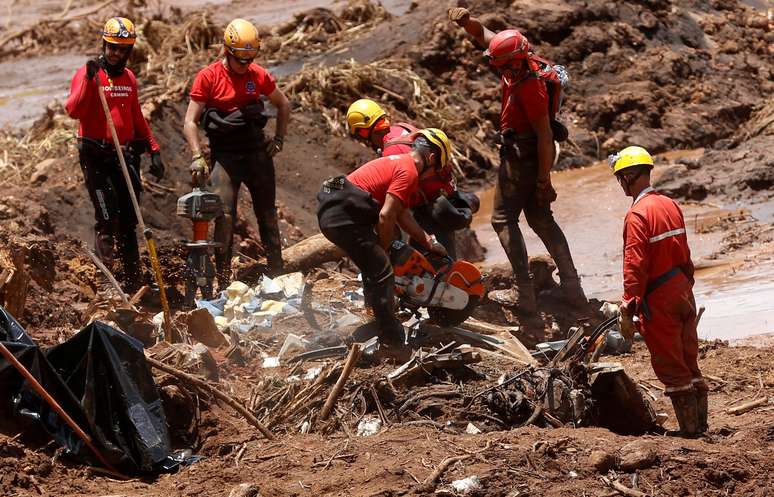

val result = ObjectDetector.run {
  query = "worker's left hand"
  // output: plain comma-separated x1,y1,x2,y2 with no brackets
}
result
149,152,165,180
448,7,471,26
535,179,557,207
266,136,284,157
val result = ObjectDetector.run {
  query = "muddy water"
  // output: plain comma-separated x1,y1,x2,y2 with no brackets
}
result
471,153,774,340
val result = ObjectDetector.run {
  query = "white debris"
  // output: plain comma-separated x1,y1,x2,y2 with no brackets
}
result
356,416,382,436
303,366,323,381
260,276,283,296
300,421,310,434
335,311,364,328
273,272,305,299
569,471,578,478
277,333,311,363
226,281,250,300
465,423,481,434
450,475,482,494
262,356,280,368
600,301,620,319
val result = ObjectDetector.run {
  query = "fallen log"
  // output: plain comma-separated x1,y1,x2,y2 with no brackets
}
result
146,356,275,440
282,233,344,273
726,397,769,416
0,244,29,318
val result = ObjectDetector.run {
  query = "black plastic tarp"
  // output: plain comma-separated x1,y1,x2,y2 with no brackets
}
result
0,306,182,473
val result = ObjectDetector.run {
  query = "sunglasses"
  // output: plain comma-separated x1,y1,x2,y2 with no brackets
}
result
228,47,258,64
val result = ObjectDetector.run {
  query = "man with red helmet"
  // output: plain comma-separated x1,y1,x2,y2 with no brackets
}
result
345,99,480,258
66,17,165,293
449,8,586,314
183,18,291,286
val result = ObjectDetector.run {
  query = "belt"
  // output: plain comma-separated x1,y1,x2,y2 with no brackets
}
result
640,266,684,321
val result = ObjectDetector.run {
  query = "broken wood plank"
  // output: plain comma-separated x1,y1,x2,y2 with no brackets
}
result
726,397,769,416
420,323,536,366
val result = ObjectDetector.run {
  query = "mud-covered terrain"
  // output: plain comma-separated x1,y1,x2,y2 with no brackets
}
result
0,0,772,495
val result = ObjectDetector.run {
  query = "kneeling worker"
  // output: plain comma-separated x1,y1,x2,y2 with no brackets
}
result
346,99,479,257
317,129,452,343
611,146,708,437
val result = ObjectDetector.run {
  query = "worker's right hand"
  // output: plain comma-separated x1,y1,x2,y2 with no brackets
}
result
618,306,636,341
427,235,449,258
86,58,102,81
448,7,471,26
190,155,209,186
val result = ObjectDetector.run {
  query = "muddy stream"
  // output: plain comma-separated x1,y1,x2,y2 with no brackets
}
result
472,151,774,341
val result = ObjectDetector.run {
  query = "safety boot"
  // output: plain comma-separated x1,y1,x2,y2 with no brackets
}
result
696,389,709,434
559,278,588,309
668,390,701,438
488,277,537,315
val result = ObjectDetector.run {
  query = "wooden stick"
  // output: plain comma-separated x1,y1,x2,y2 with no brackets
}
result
0,341,122,474
84,247,132,308
320,344,362,421
146,356,274,440
601,477,650,497
726,397,769,416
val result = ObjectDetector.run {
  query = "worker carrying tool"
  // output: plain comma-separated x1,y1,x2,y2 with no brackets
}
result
65,17,165,294
183,18,291,287
317,129,453,345
346,99,480,258
448,8,586,314
610,146,708,438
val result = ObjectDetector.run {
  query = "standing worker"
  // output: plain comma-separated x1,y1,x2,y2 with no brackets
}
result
346,99,480,258
317,130,452,344
448,8,586,313
183,18,291,286
610,146,708,437
66,17,166,293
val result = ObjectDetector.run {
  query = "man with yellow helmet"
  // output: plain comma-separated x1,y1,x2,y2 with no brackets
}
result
183,18,291,286
610,145,707,437
317,129,451,344
346,99,479,258
65,17,165,293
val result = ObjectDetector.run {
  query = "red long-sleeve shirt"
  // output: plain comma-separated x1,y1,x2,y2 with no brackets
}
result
65,65,160,153
622,188,695,308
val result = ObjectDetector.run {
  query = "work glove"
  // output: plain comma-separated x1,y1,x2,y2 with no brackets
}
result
448,7,471,26
427,235,449,258
86,58,102,81
190,154,209,186
266,136,284,157
618,305,636,341
535,179,558,207
149,152,165,180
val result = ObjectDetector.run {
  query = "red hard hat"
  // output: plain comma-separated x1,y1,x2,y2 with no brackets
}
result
485,29,530,66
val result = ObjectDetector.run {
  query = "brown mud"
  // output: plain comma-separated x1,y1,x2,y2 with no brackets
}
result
0,0,772,495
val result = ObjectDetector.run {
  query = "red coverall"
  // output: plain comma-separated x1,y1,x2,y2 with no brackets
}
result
622,188,703,392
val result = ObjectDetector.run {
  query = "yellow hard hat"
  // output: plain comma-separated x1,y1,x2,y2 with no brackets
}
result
224,19,260,59
609,146,654,174
346,99,387,136
415,128,453,170
102,17,136,45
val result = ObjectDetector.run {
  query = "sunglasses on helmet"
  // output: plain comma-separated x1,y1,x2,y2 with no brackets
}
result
228,47,258,64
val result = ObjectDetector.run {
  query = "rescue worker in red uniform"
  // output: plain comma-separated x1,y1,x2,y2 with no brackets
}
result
183,19,291,286
346,99,480,258
317,130,452,344
449,8,586,314
66,17,165,293
611,146,708,437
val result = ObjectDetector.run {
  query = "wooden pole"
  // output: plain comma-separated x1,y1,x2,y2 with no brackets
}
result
0,341,122,474
95,75,172,340
320,343,362,421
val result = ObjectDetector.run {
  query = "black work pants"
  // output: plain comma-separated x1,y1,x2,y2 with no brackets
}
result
490,146,579,285
208,145,282,283
78,144,143,292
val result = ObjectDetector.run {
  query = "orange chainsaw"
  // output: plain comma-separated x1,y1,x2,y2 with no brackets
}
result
390,240,484,326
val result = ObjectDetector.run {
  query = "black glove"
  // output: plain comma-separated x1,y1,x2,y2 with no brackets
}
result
149,152,165,180
266,136,283,157
86,58,102,81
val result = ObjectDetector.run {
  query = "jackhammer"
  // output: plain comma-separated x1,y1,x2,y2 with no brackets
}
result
177,182,223,308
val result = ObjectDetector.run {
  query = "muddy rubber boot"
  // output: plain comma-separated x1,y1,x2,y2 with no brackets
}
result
696,389,709,434
668,390,701,438
116,230,143,295
488,277,537,315
258,209,284,276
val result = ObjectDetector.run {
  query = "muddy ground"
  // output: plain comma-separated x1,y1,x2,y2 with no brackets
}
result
0,0,773,495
